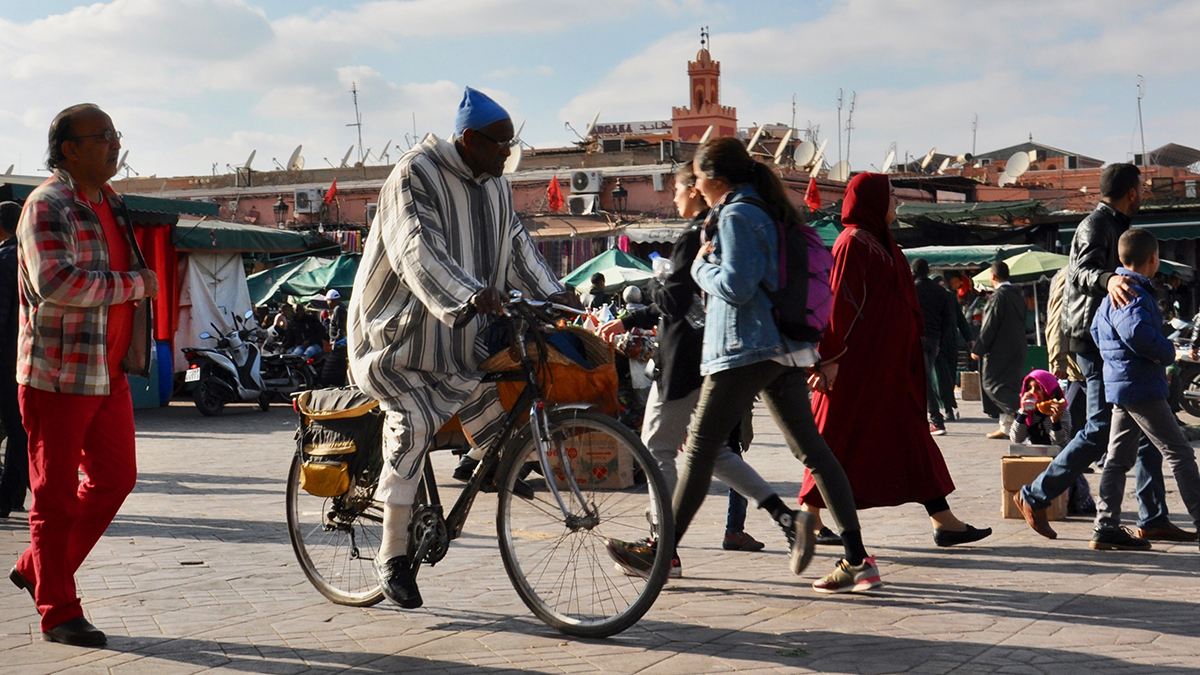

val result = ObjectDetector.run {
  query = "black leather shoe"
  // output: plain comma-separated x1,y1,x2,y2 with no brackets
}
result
378,556,423,609
934,524,993,547
452,456,478,482
10,566,34,601
42,617,106,647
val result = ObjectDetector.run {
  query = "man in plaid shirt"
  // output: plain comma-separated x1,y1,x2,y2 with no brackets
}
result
7,104,158,647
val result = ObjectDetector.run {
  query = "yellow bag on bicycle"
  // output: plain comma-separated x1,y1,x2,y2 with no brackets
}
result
481,325,619,417
294,387,385,498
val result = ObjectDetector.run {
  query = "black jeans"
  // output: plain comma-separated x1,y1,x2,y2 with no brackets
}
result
673,359,861,543
0,370,28,513
922,337,944,426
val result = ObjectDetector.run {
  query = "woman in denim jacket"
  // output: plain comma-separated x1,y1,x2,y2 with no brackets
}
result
607,137,882,593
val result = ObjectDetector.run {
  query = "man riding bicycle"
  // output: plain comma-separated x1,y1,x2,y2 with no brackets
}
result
347,87,576,609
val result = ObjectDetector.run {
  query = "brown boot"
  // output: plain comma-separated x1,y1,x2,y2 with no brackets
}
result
1012,491,1057,539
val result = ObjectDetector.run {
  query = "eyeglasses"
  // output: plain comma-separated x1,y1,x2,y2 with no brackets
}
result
73,129,122,144
473,129,519,149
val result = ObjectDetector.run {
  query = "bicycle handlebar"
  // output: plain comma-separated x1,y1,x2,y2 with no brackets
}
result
452,293,587,329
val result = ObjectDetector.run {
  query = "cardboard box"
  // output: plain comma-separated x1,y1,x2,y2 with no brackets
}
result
960,371,981,401
547,428,634,490
1001,456,1068,521
1008,443,1060,458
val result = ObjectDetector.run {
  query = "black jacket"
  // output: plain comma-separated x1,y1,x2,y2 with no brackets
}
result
622,215,706,402
1064,202,1130,353
914,274,954,343
0,237,17,371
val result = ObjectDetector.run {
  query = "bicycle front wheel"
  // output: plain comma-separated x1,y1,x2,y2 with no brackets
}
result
496,408,673,638
285,452,385,606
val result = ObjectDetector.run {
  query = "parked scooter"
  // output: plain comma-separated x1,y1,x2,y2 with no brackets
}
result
1168,318,1200,417
182,310,311,416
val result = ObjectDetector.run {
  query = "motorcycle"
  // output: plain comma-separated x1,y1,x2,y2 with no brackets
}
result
182,310,312,416
1169,318,1200,417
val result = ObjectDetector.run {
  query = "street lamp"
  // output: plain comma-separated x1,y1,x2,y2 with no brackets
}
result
273,196,288,228
611,179,628,213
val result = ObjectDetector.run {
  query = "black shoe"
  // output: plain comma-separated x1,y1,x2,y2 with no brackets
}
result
42,617,106,647
1089,526,1151,551
815,526,843,546
452,456,478,482
944,409,958,422
933,524,993,547
378,556,423,609
10,566,34,601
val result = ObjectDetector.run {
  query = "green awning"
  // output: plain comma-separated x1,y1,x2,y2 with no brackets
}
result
247,257,326,306
173,219,331,253
810,216,842,248
1059,216,1200,244
902,244,1044,269
897,200,1042,224
0,182,218,218
279,254,361,300
561,249,653,293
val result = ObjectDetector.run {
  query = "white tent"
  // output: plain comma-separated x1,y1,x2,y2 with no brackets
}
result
172,252,254,373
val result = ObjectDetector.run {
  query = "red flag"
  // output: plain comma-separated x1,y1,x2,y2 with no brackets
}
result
324,178,339,205
804,176,821,212
547,175,564,212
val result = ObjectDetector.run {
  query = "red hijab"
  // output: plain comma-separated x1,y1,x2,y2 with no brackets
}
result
839,172,922,320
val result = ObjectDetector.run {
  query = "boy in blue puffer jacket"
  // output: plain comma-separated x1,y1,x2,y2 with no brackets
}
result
1089,227,1200,551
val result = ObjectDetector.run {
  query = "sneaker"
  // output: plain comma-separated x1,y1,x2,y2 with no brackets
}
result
782,510,816,575
814,526,843,546
452,455,478,482
929,423,947,437
812,556,883,594
1089,526,1152,551
605,538,680,578
723,531,765,552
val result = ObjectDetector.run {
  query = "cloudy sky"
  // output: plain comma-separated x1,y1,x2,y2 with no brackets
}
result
1,0,1196,178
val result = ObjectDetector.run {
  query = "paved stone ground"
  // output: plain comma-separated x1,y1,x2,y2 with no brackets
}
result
3,394,1200,674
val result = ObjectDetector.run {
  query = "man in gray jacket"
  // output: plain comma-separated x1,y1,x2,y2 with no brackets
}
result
1012,163,1186,543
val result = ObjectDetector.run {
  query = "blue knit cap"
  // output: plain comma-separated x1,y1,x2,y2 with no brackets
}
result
454,86,510,136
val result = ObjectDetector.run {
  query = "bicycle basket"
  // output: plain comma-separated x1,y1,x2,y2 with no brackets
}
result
294,387,384,497
480,325,619,417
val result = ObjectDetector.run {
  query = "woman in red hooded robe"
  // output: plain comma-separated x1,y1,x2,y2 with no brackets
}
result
800,173,992,547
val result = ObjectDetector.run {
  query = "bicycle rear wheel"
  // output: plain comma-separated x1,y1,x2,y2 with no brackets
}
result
285,452,385,606
496,408,673,638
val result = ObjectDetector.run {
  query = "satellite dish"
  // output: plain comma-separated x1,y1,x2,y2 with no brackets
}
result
243,149,256,170
698,125,714,144
377,139,392,164
514,118,526,142
828,160,852,182
117,150,129,172
286,145,303,171
936,157,951,175
793,140,817,168
292,155,305,171
919,147,937,171
881,148,896,173
809,139,829,178
773,129,794,164
340,146,354,168
746,126,765,152
1005,151,1031,178
997,171,1013,187
583,109,602,138
3,165,12,175
954,153,973,165
503,144,522,175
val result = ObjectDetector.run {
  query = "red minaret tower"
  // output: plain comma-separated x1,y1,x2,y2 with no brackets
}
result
672,27,738,143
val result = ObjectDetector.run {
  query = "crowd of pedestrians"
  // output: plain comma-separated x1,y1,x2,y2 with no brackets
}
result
4,96,1199,650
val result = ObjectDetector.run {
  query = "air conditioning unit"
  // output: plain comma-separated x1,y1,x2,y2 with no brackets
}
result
365,203,378,225
601,139,624,153
294,188,323,214
567,194,598,215
570,170,604,194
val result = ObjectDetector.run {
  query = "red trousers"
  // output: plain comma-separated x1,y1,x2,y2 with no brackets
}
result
15,374,136,631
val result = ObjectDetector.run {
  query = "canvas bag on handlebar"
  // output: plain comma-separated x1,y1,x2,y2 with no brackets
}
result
294,387,384,497
479,325,619,417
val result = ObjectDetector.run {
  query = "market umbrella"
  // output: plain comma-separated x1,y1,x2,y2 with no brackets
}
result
1158,258,1195,282
560,249,653,294
246,257,325,306
279,254,361,300
971,250,1068,288
810,216,842,249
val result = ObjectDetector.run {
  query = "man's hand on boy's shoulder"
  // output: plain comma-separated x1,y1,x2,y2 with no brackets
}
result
1107,274,1137,309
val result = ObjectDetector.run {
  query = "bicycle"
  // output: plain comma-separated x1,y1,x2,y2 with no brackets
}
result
285,292,675,638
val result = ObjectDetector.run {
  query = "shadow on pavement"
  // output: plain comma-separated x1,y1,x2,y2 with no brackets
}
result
106,514,289,545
